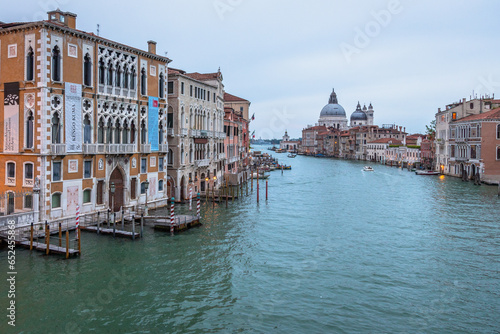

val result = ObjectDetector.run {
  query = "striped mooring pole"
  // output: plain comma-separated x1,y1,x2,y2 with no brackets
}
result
76,205,80,240
170,197,175,235
197,193,201,218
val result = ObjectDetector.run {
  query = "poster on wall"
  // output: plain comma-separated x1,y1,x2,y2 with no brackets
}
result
4,82,19,153
148,96,159,151
67,186,79,216
65,82,82,153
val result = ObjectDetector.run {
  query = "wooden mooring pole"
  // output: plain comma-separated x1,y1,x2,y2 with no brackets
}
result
121,209,124,230
77,227,81,255
97,212,100,234
257,180,260,203
139,215,143,238
30,223,33,251
112,212,116,237
266,180,268,201
65,230,69,259
498,182,500,197
58,222,62,247
132,214,136,241
46,224,50,255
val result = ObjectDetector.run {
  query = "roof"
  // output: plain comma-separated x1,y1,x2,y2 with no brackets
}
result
224,92,249,103
185,72,220,81
407,134,424,138
454,107,500,123
303,125,327,131
368,138,403,144
168,67,185,75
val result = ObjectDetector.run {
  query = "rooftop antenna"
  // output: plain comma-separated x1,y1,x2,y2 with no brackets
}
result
97,24,100,36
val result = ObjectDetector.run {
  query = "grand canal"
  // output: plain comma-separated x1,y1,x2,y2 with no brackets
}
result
2,146,500,333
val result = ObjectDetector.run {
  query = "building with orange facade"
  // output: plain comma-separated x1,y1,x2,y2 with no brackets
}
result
0,10,171,224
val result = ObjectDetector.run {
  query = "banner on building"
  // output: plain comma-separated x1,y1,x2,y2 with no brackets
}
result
4,82,19,153
65,82,82,153
148,96,159,151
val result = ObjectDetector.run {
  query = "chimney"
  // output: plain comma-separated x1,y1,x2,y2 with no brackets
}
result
47,9,77,29
148,40,157,54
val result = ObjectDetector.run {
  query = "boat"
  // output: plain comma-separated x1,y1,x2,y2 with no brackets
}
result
287,153,297,158
363,166,374,172
251,172,270,179
277,165,292,170
415,170,439,175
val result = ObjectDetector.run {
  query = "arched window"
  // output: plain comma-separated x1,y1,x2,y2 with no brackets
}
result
116,65,122,88
83,189,92,204
130,121,136,144
107,61,114,86
124,66,129,89
26,47,34,81
52,193,61,208
7,162,15,179
159,121,164,145
140,68,147,95
141,120,147,144
190,144,194,163
168,149,174,165
181,107,185,129
106,118,113,144
52,113,61,143
83,115,92,144
130,66,136,90
158,180,164,192
26,111,34,148
84,53,92,86
51,46,61,81
497,124,500,139
98,58,105,85
114,119,121,144
180,145,185,165
97,117,105,144
159,73,165,98
122,120,129,144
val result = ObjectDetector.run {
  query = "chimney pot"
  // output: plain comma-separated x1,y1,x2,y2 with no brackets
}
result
148,40,157,54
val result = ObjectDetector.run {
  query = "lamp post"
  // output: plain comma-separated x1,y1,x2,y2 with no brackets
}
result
110,181,115,213
144,179,150,216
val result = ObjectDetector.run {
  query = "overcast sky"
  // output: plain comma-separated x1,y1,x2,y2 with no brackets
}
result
4,0,500,139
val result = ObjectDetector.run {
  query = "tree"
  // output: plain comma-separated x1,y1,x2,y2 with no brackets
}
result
425,119,436,139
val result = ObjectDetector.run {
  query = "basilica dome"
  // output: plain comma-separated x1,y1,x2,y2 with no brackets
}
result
350,102,368,121
320,89,346,117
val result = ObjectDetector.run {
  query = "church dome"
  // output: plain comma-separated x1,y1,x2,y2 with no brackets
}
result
320,89,346,117
351,102,368,121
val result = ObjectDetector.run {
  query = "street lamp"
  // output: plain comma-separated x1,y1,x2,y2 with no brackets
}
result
144,180,150,215
110,181,115,212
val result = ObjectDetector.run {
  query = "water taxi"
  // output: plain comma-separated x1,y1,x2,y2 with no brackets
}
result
363,166,374,172
415,170,439,175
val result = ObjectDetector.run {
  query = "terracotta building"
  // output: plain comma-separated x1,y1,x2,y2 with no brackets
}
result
0,10,171,223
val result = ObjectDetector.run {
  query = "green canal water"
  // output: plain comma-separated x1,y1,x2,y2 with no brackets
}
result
2,146,500,333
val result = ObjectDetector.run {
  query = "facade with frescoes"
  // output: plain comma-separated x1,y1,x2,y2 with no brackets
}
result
0,10,171,223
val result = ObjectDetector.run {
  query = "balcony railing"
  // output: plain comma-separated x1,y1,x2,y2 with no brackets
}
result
190,129,200,137
196,159,210,167
158,144,169,153
140,144,152,154
6,177,15,186
229,156,239,163
180,128,188,136
200,130,208,137
218,153,226,160
83,143,98,154
120,144,135,154
167,128,174,136
50,144,66,155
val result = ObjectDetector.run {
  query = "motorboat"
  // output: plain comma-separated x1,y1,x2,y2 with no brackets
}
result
363,166,374,172
287,153,297,158
251,172,270,179
415,170,439,175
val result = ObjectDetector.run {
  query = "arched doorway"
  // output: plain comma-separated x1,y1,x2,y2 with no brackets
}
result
109,167,124,212
167,176,175,199
200,173,206,192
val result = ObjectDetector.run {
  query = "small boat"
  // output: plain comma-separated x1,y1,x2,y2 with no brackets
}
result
363,166,374,172
251,172,270,179
287,153,297,158
277,165,291,170
415,170,439,175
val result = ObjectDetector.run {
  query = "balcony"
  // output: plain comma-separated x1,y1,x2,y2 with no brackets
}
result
120,144,135,154
180,128,188,136
167,128,174,136
196,159,210,167
50,144,66,155
83,143,98,154
140,144,151,154
229,156,239,163
218,153,226,160
190,129,200,137
158,144,169,153
6,177,15,186
200,130,208,137
219,132,226,139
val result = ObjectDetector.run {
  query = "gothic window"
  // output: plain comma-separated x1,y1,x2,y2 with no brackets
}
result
84,115,92,143
116,65,122,87
159,73,165,98
26,47,34,81
168,149,174,165
140,68,147,95
130,66,136,90
114,119,121,144
122,120,129,144
124,66,129,89
26,111,34,148
84,53,92,86
52,113,61,143
181,145,185,165
140,120,147,144
99,58,105,85
131,121,136,144
51,46,61,81
159,122,164,145
106,118,113,144
107,61,114,86
97,117,105,144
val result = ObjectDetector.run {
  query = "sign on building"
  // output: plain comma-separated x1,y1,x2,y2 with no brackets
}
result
3,82,19,153
148,96,159,151
65,82,82,153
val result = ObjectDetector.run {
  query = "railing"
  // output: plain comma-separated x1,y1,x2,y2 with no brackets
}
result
219,132,226,139
180,128,188,136
200,130,208,137
120,144,135,154
50,144,66,155
167,128,174,136
218,153,226,160
83,143,98,154
229,156,239,163
190,129,200,137
140,144,151,154
158,144,169,153
196,159,210,167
